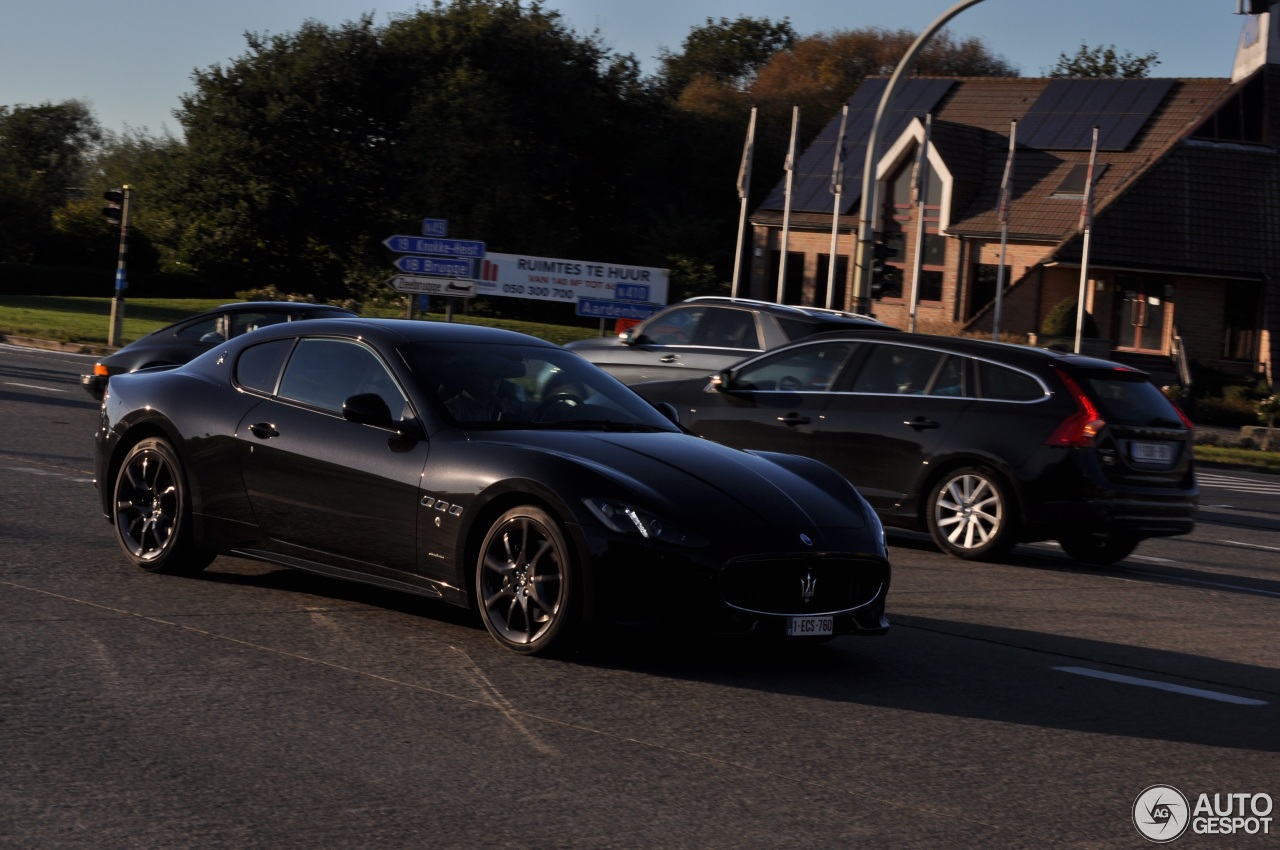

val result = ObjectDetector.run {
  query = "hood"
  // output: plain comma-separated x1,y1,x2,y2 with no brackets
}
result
476,429,868,536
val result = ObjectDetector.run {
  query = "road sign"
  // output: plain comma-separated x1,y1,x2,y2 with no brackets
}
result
393,255,474,277
575,299,660,320
421,218,448,237
383,234,485,259
390,275,476,297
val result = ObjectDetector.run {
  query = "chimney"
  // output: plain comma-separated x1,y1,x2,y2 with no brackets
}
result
1233,1,1280,81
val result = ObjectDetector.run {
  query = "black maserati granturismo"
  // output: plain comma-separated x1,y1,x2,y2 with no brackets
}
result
94,318,890,655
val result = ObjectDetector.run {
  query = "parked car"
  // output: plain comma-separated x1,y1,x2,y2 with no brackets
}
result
80,301,358,399
633,331,1198,565
93,318,891,655
564,296,894,384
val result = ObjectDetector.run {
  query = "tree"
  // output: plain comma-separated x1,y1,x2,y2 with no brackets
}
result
1048,44,1160,79
656,16,797,96
170,1,708,303
0,100,101,263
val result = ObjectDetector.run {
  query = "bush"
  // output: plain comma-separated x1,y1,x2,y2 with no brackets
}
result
1041,298,1098,338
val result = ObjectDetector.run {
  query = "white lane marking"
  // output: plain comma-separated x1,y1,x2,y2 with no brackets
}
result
1198,472,1280,495
1221,539,1280,553
1054,667,1268,706
8,466,94,484
4,381,68,393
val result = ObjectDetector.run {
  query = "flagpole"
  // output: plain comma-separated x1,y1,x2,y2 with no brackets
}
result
992,119,1016,341
732,107,757,299
826,105,849,310
908,114,932,333
776,105,798,304
1074,126,1099,354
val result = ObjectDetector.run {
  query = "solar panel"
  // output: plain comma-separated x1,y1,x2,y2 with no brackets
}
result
1017,79,1174,151
764,78,954,213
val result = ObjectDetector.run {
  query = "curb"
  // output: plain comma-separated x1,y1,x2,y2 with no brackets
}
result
0,334,113,357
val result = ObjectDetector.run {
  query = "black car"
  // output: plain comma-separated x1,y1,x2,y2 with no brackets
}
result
564,296,893,384
81,301,357,399
633,331,1198,565
94,318,890,655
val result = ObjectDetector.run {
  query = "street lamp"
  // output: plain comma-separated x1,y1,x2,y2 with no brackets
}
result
852,0,988,314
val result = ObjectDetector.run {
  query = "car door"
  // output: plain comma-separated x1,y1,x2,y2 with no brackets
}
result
813,343,974,518
679,341,860,460
236,337,429,578
608,305,765,383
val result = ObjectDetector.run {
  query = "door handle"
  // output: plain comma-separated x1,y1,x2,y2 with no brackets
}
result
778,413,811,427
904,417,940,431
659,354,680,363
249,422,279,439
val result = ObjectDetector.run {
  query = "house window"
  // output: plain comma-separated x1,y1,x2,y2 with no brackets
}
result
1223,280,1261,361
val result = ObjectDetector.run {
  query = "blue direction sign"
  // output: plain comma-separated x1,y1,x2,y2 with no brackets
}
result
421,218,448,237
383,234,485,259
576,299,661,321
394,255,474,277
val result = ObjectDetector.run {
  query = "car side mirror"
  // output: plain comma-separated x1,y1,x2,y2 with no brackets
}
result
621,329,648,346
710,371,734,393
654,401,680,425
342,392,394,428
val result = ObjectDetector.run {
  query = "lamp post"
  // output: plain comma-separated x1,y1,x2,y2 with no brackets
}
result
852,0,987,314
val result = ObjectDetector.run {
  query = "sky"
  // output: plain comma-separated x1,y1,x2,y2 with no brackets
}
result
0,0,1257,137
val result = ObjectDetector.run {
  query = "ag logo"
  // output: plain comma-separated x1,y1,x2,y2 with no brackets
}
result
1133,785,1190,843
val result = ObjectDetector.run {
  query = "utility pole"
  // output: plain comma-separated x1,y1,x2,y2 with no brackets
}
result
103,186,131,347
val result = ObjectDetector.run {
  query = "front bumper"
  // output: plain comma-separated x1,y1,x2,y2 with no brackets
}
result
579,527,891,637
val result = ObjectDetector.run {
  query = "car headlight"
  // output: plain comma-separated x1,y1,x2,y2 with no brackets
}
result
583,498,707,547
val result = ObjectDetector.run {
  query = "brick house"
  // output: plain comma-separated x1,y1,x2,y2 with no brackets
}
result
748,8,1280,384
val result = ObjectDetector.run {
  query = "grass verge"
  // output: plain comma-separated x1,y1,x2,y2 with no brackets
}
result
0,295,599,347
1194,444,1280,473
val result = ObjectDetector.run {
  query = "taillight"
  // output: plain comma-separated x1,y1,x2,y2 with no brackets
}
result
1168,398,1194,430
1045,370,1105,447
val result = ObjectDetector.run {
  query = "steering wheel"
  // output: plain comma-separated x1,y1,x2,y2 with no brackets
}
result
532,392,584,422
778,375,803,391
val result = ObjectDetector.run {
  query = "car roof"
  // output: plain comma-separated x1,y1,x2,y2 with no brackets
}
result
238,316,563,348
676,296,888,326
798,329,1146,373
208,301,357,315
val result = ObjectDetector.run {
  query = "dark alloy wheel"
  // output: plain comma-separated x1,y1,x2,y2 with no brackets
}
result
112,438,213,574
926,467,1018,560
476,506,575,655
1058,534,1138,565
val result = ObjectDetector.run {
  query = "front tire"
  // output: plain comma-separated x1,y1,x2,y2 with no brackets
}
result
926,467,1018,560
476,506,576,655
112,438,213,574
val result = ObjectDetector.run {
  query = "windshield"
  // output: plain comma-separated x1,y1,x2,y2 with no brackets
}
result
1081,370,1188,428
399,341,681,431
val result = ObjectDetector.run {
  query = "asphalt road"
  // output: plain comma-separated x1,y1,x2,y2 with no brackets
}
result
2,343,1277,849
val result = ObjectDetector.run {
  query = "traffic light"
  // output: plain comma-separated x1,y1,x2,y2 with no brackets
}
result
870,240,900,299
103,188,125,222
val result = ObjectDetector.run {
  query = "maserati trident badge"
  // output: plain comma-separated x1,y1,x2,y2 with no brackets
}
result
800,571,816,604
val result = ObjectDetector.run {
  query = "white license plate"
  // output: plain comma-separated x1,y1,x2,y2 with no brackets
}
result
1130,441,1173,462
787,616,833,637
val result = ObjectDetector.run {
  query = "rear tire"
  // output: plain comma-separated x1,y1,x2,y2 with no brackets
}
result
1058,534,1138,565
112,438,213,574
926,467,1018,560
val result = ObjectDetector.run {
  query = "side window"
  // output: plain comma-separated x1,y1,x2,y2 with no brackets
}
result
734,342,858,391
278,338,407,417
693,308,760,350
851,345,944,395
928,355,968,397
977,361,1043,401
639,306,704,345
235,339,294,394
229,311,289,337
176,315,225,343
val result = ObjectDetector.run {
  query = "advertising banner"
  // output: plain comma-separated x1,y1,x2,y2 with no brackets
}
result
476,252,669,306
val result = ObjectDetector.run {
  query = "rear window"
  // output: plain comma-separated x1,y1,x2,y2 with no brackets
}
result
1080,371,1185,427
